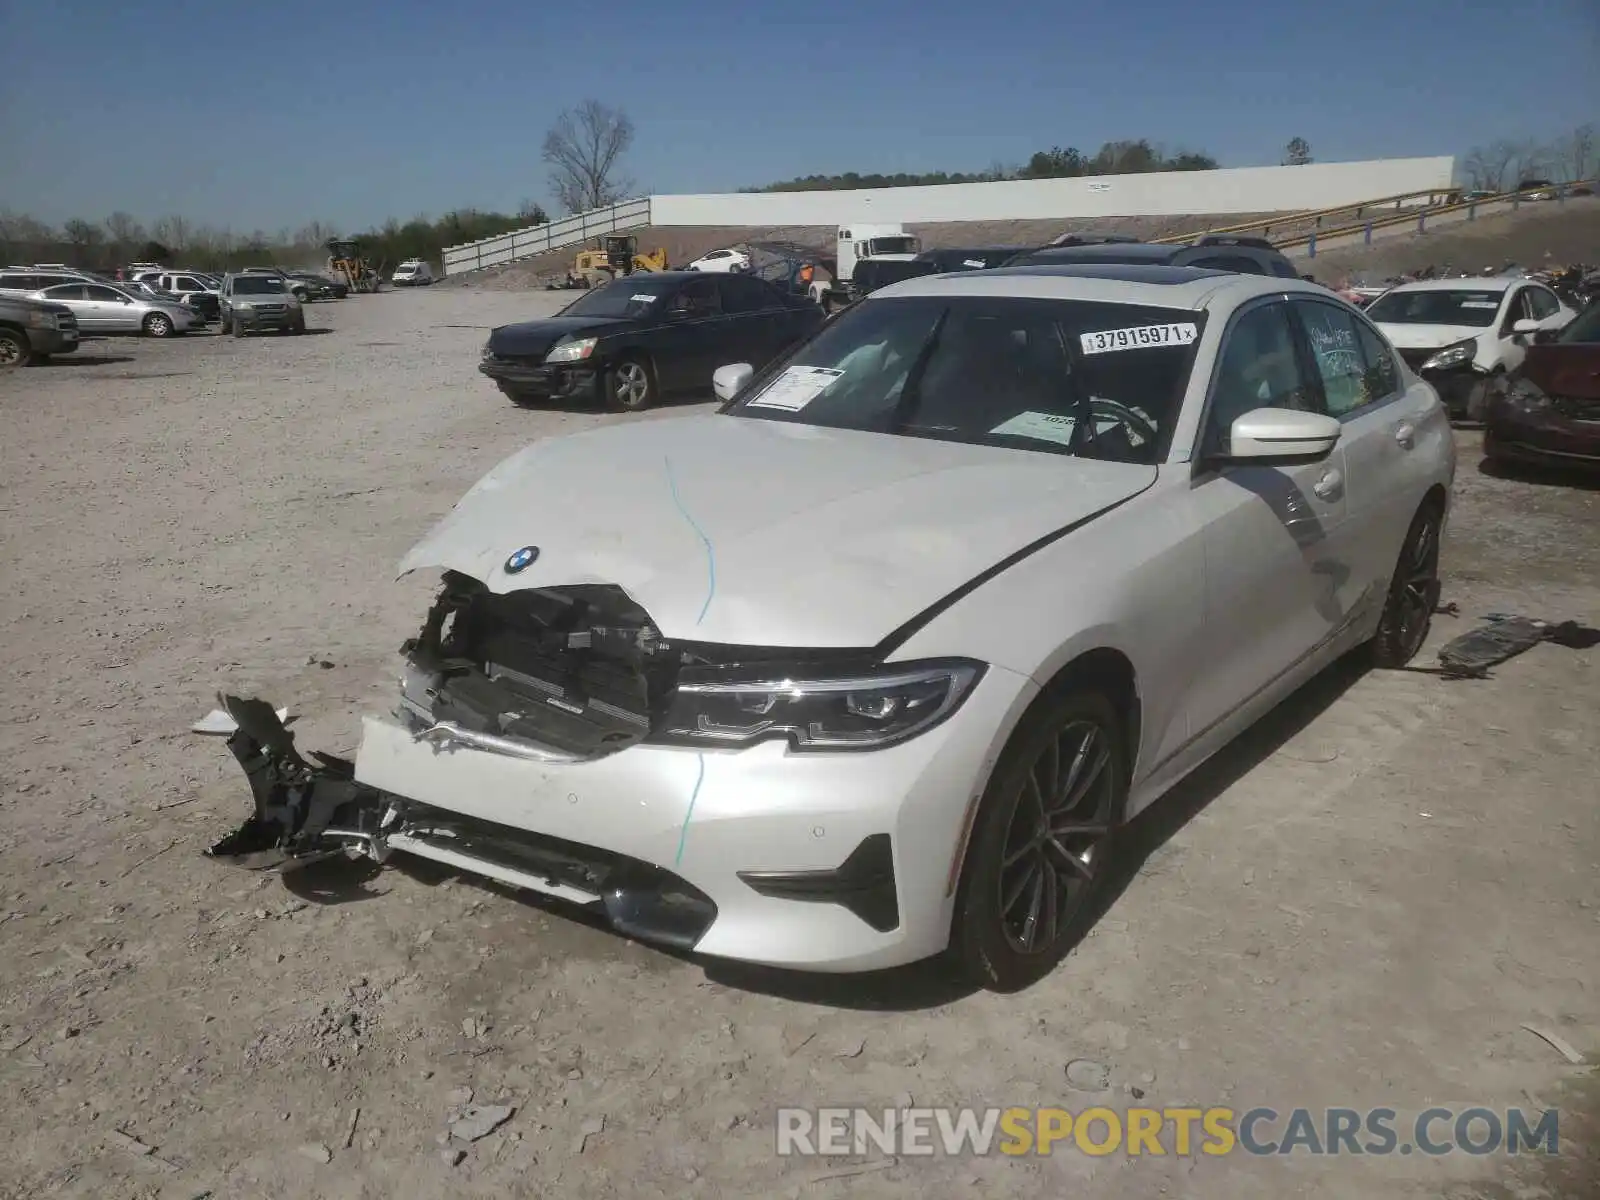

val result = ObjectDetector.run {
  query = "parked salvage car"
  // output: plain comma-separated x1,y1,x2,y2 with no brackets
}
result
219,272,307,336
914,247,1032,272
478,271,824,411
686,247,752,273
0,292,80,366
1365,276,1575,420
203,266,1455,991
286,271,346,300
1482,299,1600,470
25,281,199,337
1007,236,1302,279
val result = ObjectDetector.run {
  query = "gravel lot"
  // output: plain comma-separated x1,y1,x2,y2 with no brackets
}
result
1,288,1595,1199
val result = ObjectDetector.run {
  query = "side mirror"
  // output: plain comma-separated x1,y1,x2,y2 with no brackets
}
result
1219,407,1342,464
1512,318,1540,336
712,363,754,402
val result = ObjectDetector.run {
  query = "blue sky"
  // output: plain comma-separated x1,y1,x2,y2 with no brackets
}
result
3,0,1596,233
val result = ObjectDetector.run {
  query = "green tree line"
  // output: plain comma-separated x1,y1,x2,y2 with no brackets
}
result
748,139,1220,192
0,203,550,275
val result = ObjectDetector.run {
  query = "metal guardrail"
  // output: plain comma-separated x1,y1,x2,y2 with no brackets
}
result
440,198,654,276
1278,178,1598,256
1151,186,1466,246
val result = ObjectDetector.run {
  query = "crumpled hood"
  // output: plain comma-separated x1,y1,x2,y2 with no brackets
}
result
398,414,1155,647
488,315,628,358
1375,323,1484,351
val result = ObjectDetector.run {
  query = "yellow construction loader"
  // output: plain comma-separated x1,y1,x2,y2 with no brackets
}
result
324,238,382,294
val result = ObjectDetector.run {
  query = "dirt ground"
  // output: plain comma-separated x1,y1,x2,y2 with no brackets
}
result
1,287,1595,1200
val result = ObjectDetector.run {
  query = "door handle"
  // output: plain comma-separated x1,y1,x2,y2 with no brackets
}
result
1394,421,1416,449
1312,468,1344,502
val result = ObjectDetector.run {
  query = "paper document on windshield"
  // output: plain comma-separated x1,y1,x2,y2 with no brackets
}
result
989,411,1077,446
744,366,844,412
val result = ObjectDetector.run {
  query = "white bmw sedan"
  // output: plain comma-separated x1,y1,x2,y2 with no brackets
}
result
205,266,1455,992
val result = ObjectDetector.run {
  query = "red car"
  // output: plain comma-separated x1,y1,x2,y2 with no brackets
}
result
1483,300,1600,470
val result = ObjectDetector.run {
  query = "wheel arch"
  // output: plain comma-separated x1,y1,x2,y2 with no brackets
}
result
942,643,1142,902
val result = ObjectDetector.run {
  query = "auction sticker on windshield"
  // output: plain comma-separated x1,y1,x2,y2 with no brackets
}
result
989,411,1078,446
745,366,845,412
1079,323,1197,355
630,294,656,303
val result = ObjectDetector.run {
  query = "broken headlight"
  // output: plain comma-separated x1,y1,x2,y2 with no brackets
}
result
1500,377,1550,414
545,336,597,363
1421,338,1478,372
659,659,985,751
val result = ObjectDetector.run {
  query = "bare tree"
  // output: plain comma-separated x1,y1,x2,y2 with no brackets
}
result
62,218,103,256
103,211,145,248
542,100,636,214
151,215,191,251
1556,123,1597,183
1462,140,1518,191
1283,136,1313,166
1508,138,1550,185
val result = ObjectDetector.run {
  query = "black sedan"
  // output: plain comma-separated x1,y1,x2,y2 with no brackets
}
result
479,272,824,411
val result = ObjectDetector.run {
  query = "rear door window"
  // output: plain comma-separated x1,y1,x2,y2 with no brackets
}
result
717,274,781,312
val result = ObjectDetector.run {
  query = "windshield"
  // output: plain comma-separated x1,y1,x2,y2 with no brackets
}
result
559,277,670,318
1557,302,1600,343
869,237,919,256
1366,289,1504,327
231,277,287,295
728,295,1203,463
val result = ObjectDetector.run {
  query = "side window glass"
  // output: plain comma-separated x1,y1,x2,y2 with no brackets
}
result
1354,319,1400,401
715,275,761,313
84,285,120,301
1528,288,1559,319
1502,290,1530,330
1206,303,1312,448
1297,301,1372,417
48,285,88,300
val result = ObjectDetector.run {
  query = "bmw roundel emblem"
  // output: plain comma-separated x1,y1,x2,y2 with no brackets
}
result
504,545,540,574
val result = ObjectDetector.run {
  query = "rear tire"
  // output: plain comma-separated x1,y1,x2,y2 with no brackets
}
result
143,312,173,338
1367,498,1444,668
951,689,1129,993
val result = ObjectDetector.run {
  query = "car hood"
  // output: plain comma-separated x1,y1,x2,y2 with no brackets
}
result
487,315,632,358
398,414,1156,647
1375,322,1486,350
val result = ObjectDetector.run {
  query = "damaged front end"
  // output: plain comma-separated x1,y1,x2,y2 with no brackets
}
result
201,573,752,946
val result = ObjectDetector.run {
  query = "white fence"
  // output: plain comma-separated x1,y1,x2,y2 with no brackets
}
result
441,157,1457,276
650,158,1457,226
441,197,652,276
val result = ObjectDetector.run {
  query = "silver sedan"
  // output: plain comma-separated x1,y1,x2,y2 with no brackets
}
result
24,282,200,338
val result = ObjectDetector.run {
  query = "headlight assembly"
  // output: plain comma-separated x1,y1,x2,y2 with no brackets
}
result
659,659,985,751
545,336,597,363
1421,338,1478,372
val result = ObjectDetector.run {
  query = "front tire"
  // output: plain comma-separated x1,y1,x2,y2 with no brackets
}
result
951,689,1128,993
232,317,247,338
1367,498,1443,668
0,329,33,368
606,355,656,412
143,313,173,338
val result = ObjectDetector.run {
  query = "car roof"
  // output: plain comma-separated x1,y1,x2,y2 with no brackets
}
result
870,264,1323,308
1018,243,1180,264
1381,276,1520,294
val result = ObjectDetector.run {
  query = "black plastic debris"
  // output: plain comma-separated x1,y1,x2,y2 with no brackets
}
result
1435,614,1600,679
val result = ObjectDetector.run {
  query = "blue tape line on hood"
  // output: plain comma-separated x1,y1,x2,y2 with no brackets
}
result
664,455,717,625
